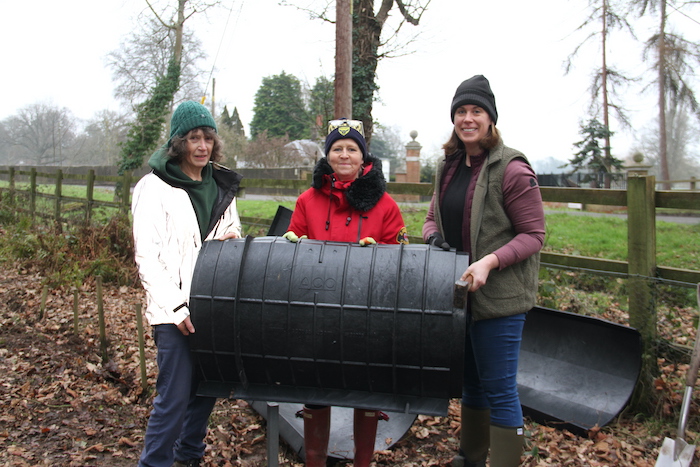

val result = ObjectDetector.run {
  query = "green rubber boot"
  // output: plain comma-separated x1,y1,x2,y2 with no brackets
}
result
451,406,490,467
489,424,524,467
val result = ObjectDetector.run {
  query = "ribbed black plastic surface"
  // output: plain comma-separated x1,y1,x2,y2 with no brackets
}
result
189,236,469,415
519,306,642,434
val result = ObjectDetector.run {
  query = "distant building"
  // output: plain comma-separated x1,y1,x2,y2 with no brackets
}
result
285,139,323,167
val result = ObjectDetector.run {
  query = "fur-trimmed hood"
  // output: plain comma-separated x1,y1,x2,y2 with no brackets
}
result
311,153,387,212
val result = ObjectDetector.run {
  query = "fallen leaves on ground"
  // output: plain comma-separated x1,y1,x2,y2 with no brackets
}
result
0,266,698,466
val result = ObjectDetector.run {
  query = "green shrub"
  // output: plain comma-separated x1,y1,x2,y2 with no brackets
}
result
0,197,137,287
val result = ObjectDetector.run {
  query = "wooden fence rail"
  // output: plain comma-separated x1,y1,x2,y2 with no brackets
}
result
0,168,131,225
0,168,698,285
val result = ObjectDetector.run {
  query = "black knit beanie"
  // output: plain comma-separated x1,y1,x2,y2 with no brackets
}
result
450,75,498,124
324,119,368,160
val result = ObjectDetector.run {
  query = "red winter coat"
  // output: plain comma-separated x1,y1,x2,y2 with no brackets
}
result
287,155,408,244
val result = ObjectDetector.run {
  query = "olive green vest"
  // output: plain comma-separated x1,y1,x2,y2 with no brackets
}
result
433,141,539,320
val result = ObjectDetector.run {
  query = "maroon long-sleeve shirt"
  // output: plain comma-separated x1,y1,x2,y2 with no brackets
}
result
423,157,545,271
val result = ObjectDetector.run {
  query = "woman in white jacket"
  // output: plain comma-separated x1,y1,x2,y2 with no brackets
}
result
132,101,242,467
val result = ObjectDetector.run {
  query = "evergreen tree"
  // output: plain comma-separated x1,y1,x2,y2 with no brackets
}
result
309,76,335,141
220,106,231,127
250,72,308,140
217,105,247,168
220,105,245,137
229,107,245,137
569,118,623,188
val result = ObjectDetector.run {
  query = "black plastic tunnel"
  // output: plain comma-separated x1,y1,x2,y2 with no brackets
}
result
189,232,642,436
189,236,470,416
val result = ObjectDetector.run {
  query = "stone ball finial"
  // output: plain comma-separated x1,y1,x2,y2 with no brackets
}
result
410,130,418,141
633,152,644,163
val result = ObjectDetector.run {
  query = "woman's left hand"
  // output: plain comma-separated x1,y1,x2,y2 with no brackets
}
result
460,253,499,292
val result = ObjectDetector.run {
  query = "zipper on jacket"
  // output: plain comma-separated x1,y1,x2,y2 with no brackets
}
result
357,215,367,242
326,175,336,231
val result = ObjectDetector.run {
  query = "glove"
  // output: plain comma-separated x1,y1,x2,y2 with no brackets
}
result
359,237,377,246
428,233,451,251
283,231,307,243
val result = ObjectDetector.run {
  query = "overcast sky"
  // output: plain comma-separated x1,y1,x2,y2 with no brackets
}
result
4,0,699,168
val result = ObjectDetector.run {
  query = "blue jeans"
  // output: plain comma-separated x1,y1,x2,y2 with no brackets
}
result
462,313,526,427
138,325,217,467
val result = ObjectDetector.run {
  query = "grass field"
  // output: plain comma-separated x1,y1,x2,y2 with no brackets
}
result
2,183,697,273
237,199,700,271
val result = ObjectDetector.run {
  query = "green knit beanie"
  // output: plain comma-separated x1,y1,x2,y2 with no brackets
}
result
169,101,217,143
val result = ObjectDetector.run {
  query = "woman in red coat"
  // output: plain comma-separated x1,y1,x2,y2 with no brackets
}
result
284,118,408,466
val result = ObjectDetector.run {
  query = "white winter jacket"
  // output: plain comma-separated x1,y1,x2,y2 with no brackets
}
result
132,169,242,326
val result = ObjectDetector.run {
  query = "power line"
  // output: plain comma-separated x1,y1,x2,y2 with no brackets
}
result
667,2,700,27
202,0,241,104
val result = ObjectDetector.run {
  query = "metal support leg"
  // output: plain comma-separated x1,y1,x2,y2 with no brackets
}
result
266,402,280,467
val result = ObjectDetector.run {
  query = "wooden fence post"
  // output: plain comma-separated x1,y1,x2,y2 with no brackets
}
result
54,169,63,225
96,275,108,364
29,168,37,223
86,169,95,223
121,172,131,213
8,166,15,204
627,174,657,409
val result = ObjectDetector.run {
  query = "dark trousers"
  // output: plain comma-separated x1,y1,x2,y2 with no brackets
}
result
138,325,217,467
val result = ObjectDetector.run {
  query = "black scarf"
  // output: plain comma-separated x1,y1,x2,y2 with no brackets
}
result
311,153,387,212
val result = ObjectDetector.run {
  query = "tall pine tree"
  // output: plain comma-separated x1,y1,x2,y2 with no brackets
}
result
250,72,307,140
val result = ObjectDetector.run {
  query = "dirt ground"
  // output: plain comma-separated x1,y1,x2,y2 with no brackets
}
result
0,267,697,467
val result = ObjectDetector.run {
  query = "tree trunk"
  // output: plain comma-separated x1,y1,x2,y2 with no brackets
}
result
175,0,185,67
335,0,353,119
658,1,670,189
602,0,612,188
352,0,384,145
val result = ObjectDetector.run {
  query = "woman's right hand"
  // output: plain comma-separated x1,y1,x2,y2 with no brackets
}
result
460,253,500,292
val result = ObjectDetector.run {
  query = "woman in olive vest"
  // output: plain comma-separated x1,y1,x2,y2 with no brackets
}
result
423,75,545,467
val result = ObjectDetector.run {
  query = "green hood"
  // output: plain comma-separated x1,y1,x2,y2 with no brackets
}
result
147,145,213,187
147,145,217,239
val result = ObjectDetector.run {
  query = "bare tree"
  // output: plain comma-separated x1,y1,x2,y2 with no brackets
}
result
217,107,247,167
116,0,220,175
352,0,431,144
632,0,700,188
1,103,77,166
282,0,432,145
241,131,291,168
666,105,700,180
0,122,9,165
106,16,207,109
637,97,700,181
565,0,635,187
143,0,221,75
370,123,405,177
71,110,131,166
